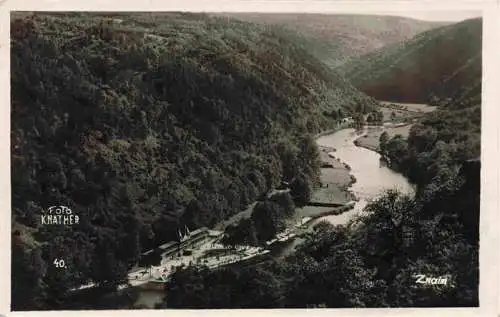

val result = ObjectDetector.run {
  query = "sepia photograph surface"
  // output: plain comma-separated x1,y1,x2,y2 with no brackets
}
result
8,5,489,313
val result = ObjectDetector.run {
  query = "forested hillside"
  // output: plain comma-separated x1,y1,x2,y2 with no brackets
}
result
213,13,447,67
339,18,482,104
163,17,482,309
10,12,376,310
164,83,481,309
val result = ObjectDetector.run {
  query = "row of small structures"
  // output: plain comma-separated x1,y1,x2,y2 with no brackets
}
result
129,217,319,286
71,190,351,292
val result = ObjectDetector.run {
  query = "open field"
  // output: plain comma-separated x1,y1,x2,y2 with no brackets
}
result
311,146,356,215
378,101,436,123
379,101,437,112
355,125,413,152
318,146,354,190
379,107,415,122
356,101,437,151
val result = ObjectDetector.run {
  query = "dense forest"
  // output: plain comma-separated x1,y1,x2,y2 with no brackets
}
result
165,139,480,308
10,12,377,310
162,18,481,308
216,13,447,67
163,107,480,308
339,18,482,104
11,12,480,310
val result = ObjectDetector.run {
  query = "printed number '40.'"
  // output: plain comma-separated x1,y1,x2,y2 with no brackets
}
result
53,258,66,268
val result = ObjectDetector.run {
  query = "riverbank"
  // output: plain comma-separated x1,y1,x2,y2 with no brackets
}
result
280,130,360,227
314,128,416,226
353,124,413,153
294,144,356,221
131,127,413,308
354,102,437,153
214,129,358,230
309,202,356,220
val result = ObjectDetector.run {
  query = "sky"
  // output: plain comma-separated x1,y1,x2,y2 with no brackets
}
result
371,10,482,22
217,9,482,23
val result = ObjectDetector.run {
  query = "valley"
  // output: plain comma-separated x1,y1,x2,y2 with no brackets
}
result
10,11,481,310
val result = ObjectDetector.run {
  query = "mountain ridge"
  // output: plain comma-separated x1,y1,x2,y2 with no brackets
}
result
211,13,449,66
338,17,482,104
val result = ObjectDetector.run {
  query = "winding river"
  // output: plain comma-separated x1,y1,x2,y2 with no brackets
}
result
133,127,416,307
272,127,416,258
314,128,415,225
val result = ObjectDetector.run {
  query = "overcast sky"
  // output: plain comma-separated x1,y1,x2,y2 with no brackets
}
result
220,10,482,23
372,10,482,22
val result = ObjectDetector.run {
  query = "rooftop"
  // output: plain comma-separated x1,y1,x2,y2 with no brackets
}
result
158,241,178,250
208,230,223,237
188,227,209,237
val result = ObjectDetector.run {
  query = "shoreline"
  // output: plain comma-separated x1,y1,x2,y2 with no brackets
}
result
351,124,413,168
352,122,414,155
353,136,380,153
314,128,341,138
312,128,360,218
131,126,409,308
308,202,356,220
315,145,357,202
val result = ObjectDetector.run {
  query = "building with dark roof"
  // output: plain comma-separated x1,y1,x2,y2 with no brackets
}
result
140,227,224,261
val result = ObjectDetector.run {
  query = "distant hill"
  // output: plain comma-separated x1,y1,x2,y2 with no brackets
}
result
339,18,482,104
211,13,448,66
11,12,376,309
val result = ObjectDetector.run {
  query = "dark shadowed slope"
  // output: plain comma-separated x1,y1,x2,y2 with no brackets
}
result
339,18,482,104
211,13,448,67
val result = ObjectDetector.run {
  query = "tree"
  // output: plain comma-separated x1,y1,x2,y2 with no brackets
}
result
269,192,296,216
233,267,285,308
290,173,312,207
11,242,47,310
385,135,408,167
376,110,384,123
408,124,438,153
353,113,365,129
379,131,389,153
90,232,129,290
222,218,258,246
297,135,321,183
251,201,286,242
117,213,142,265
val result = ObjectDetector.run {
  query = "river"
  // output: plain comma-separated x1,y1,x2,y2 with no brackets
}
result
132,127,415,307
271,127,416,259
314,127,415,225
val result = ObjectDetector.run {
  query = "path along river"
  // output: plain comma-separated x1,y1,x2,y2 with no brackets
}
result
314,127,415,225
